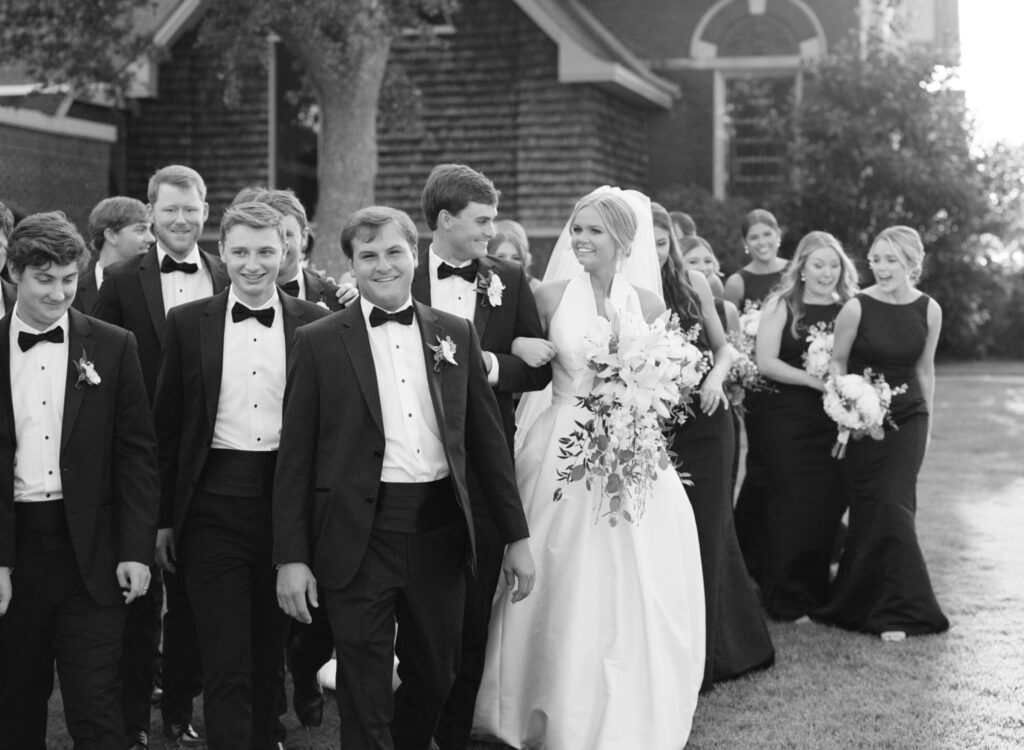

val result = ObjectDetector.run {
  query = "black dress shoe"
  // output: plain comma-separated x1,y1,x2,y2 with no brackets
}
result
163,722,202,746
294,693,325,728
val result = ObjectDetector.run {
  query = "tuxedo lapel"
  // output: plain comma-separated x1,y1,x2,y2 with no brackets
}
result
60,310,95,454
199,292,229,433
0,317,14,446
202,250,229,293
138,247,166,346
412,252,432,306
414,302,448,433
339,306,385,437
472,256,495,338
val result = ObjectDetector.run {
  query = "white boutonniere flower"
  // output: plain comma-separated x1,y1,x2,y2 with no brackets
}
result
73,348,101,388
428,335,458,372
476,270,504,307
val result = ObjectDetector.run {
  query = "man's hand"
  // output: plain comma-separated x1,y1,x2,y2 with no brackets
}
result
334,271,360,308
511,337,557,368
117,562,152,604
277,562,319,624
0,567,11,616
155,527,177,573
502,539,536,603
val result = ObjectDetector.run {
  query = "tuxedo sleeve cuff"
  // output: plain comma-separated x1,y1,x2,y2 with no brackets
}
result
486,352,499,385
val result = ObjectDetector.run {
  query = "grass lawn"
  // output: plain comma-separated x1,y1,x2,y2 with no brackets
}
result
44,362,1024,749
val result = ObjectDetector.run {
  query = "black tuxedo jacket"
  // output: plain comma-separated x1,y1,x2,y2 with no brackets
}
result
71,263,99,315
0,279,15,316
272,301,530,590
300,268,344,312
92,245,229,402
412,254,550,449
152,289,331,541
0,310,159,606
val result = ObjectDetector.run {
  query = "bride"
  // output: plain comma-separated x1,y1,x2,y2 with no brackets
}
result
472,188,705,749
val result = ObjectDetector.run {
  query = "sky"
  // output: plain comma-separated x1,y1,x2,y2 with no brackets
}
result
957,1,1023,146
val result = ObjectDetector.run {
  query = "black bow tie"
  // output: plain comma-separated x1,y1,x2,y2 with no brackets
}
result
231,301,275,327
279,279,301,297
369,306,414,327
160,255,199,274
18,327,65,352
437,260,479,283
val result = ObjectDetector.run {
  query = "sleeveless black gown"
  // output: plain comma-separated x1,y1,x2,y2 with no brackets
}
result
761,304,847,620
814,294,949,635
669,301,774,689
732,269,783,582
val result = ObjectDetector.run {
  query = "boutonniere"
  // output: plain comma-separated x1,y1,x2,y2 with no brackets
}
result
73,348,101,389
428,334,458,372
476,269,505,307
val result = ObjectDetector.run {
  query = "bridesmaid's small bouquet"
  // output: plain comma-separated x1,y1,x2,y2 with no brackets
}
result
802,322,834,381
554,308,708,526
822,368,908,458
724,301,772,408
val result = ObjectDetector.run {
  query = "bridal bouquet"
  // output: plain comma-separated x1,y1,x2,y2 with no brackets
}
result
822,368,908,458
725,301,771,407
802,322,834,380
554,308,708,526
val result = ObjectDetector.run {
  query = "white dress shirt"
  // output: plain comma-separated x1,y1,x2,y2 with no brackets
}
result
10,306,68,503
94,261,106,290
158,244,214,315
360,296,448,483
428,247,499,384
210,289,286,451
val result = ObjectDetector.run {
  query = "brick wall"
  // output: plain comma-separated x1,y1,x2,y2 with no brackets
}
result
379,0,651,246
0,123,111,234
125,27,269,233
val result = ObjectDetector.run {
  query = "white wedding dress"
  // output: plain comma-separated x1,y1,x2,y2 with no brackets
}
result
472,274,705,750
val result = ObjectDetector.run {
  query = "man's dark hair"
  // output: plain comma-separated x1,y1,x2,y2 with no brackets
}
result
148,164,207,203
420,163,499,231
341,207,418,260
7,211,90,275
88,196,149,253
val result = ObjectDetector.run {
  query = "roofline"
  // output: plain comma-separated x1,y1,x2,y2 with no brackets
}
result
0,104,117,142
513,0,679,109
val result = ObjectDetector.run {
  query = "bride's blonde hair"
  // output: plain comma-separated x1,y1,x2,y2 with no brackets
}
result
569,192,637,258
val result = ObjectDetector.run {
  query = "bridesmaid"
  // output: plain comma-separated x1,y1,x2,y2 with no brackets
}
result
755,232,858,620
814,226,948,640
679,236,742,488
725,209,788,583
654,204,775,689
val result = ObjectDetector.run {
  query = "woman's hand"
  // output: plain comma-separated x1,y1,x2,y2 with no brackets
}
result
698,369,729,416
511,337,557,367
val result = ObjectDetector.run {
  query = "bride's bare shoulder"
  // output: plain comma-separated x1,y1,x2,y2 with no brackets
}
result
534,279,572,317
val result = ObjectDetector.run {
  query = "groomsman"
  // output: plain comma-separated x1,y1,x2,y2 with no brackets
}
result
73,197,154,314
274,206,536,750
0,211,159,748
1,201,16,316
153,202,328,749
93,164,224,746
233,187,346,312
417,163,553,750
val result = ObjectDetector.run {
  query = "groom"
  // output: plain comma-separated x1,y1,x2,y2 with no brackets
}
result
417,163,552,750
274,206,535,750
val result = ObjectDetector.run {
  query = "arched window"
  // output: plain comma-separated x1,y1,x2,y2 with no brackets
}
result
690,0,827,199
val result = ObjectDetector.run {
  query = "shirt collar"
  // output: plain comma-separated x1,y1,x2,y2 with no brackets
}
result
11,303,69,339
360,295,413,328
228,286,282,315
156,243,203,267
429,246,476,274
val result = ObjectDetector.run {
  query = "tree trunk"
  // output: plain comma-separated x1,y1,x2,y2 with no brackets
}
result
278,21,391,279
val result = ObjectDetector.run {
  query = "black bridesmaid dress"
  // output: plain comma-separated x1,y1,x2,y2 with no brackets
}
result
670,305,774,689
814,294,949,635
732,268,783,582
760,304,847,620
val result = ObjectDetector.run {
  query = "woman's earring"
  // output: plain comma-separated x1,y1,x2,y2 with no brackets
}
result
800,273,806,283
